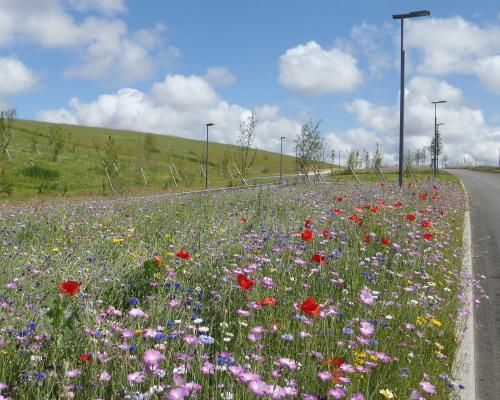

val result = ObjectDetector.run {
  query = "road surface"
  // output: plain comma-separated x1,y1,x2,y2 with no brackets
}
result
449,169,500,400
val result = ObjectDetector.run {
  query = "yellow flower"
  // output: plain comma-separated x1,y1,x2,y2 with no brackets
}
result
166,251,174,257
416,316,426,325
52,247,59,252
164,233,171,239
435,342,444,351
380,389,394,398
430,318,442,327
135,329,143,334
407,279,413,285
112,238,124,244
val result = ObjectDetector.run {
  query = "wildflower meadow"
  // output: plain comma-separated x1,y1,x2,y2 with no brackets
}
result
0,180,469,399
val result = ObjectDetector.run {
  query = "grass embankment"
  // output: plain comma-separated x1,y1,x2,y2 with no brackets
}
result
0,178,468,399
0,119,300,200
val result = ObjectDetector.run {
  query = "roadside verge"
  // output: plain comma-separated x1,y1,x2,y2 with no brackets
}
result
453,180,476,399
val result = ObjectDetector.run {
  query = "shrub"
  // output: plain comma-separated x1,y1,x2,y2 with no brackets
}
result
21,165,59,179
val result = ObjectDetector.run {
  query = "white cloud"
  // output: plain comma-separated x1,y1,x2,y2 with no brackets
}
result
66,0,127,15
0,0,175,83
344,75,499,165
37,73,302,153
406,16,500,95
278,41,363,95
203,67,236,87
0,56,37,100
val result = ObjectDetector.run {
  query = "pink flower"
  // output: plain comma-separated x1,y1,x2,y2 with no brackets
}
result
127,371,145,383
66,369,81,378
99,371,111,381
128,308,147,318
0,383,7,391
351,394,365,400
329,386,346,399
143,349,165,366
317,371,332,381
275,358,297,371
239,372,262,383
359,287,375,306
248,380,273,396
360,321,375,336
419,381,436,394
168,387,190,400
260,276,275,288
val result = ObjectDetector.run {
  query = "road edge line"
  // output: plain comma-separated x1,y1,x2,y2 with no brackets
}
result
453,179,476,399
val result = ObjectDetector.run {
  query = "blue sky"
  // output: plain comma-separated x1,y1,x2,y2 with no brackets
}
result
2,0,500,164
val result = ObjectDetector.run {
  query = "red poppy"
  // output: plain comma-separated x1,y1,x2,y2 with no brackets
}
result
300,296,321,315
348,214,359,221
324,357,345,368
406,213,416,221
304,219,313,227
237,274,255,290
79,353,92,362
322,229,331,239
333,208,344,214
421,219,432,228
380,181,385,187
59,280,80,296
153,255,162,264
393,201,403,207
311,253,326,264
368,205,379,213
256,297,276,306
422,233,433,240
175,250,191,260
240,217,247,223
334,196,343,202
381,237,391,246
301,229,314,241
418,192,428,200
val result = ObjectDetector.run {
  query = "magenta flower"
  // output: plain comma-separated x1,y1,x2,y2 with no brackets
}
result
360,287,375,305
168,387,189,400
360,321,375,336
329,386,346,399
317,371,332,381
248,380,272,396
419,381,436,394
127,371,145,383
351,394,365,400
275,358,297,371
143,349,165,366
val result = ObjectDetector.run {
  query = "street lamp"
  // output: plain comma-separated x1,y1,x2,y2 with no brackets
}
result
338,150,343,168
205,123,214,189
280,136,286,184
431,100,446,176
393,10,430,187
435,122,444,174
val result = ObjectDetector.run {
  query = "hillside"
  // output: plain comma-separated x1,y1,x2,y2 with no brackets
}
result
0,119,299,200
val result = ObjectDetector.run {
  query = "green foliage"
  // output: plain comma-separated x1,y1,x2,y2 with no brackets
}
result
295,119,322,174
144,133,158,161
46,295,80,336
0,166,13,196
372,142,383,169
21,165,60,179
236,114,257,177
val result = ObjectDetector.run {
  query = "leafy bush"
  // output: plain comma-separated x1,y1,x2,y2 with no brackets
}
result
21,165,59,179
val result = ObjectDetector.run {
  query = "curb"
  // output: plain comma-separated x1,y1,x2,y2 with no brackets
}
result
453,180,476,399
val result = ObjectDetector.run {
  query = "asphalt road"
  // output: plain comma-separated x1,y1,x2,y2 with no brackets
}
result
449,169,500,400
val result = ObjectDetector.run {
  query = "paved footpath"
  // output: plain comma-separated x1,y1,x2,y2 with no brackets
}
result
449,169,500,400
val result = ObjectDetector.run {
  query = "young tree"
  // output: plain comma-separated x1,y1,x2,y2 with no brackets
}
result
295,119,322,176
144,133,157,162
330,149,336,166
50,128,65,161
430,132,443,170
363,149,370,169
372,142,383,169
236,114,257,178
346,149,359,170
104,135,121,174
0,108,16,160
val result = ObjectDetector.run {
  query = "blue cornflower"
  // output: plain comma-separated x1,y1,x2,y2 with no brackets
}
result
154,333,165,341
198,335,215,345
26,322,37,330
129,297,140,304
129,345,137,352
342,327,354,335
281,334,294,341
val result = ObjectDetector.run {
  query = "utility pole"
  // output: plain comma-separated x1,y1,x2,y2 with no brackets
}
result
280,136,286,184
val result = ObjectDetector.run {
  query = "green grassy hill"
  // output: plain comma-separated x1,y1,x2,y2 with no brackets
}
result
0,119,299,200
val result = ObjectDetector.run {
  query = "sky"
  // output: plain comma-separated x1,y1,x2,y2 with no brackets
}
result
2,0,500,165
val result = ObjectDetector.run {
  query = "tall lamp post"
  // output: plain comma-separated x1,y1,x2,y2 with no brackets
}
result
280,136,286,184
393,10,430,187
436,122,444,174
205,123,214,189
431,100,446,176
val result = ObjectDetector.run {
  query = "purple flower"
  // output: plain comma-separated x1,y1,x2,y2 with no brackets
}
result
419,381,436,394
317,371,332,381
143,349,165,366
329,386,346,399
351,393,365,400
275,358,297,371
359,287,375,306
127,371,145,383
99,370,111,381
248,380,272,396
66,369,81,378
168,387,189,400
128,308,147,318
360,321,374,336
